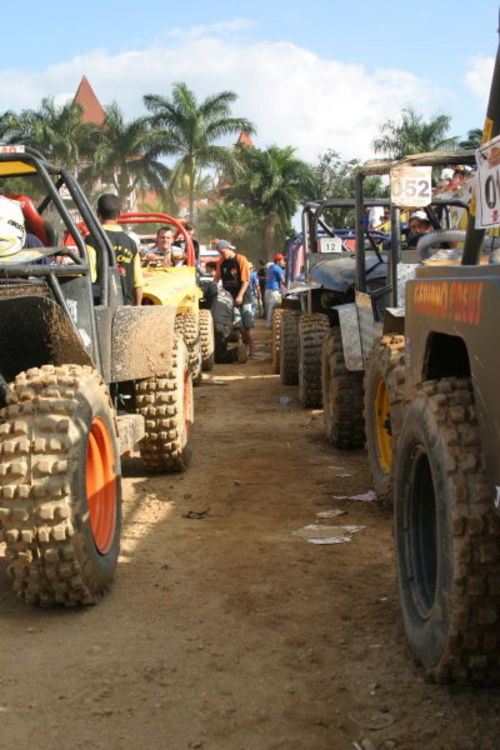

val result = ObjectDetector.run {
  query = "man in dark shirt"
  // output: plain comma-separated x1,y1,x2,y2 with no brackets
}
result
89,194,143,305
213,287,247,364
214,239,254,354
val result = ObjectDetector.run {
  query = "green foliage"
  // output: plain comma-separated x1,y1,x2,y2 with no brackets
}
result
198,200,260,258
79,103,171,208
144,83,255,221
0,97,97,172
311,149,359,200
310,149,387,227
372,107,458,159
458,128,483,150
227,144,314,258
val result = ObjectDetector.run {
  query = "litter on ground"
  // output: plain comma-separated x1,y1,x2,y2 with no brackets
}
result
332,491,377,503
316,509,347,519
292,524,366,545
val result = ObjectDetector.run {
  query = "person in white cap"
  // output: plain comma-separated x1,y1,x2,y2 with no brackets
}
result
407,210,431,247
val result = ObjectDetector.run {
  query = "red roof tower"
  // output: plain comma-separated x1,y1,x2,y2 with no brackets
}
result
236,131,255,148
73,76,106,126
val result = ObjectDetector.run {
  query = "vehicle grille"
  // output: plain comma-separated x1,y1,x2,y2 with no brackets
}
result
0,279,51,300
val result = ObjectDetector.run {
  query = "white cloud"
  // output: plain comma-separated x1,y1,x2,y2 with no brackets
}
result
464,55,495,104
165,18,256,40
0,26,456,162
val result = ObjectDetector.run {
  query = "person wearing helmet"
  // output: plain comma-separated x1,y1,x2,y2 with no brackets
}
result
0,195,54,265
0,195,26,259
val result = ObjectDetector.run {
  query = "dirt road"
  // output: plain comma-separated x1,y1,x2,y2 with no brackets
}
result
0,321,499,749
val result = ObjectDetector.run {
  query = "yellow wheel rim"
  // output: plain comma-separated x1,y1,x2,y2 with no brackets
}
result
374,377,392,473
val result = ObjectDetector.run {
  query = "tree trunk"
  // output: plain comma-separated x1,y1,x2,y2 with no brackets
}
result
264,215,279,261
188,157,196,223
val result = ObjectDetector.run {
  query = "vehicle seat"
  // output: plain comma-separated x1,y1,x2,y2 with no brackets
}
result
5,193,59,246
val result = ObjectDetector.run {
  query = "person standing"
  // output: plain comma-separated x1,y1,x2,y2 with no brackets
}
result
257,259,267,317
88,193,143,305
214,239,254,355
264,252,285,328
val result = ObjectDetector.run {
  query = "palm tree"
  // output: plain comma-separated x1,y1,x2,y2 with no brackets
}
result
459,127,483,150
198,200,258,248
372,107,458,159
144,83,255,221
79,103,171,209
227,145,314,259
0,96,96,172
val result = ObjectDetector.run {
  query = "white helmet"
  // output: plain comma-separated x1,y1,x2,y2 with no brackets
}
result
0,196,26,258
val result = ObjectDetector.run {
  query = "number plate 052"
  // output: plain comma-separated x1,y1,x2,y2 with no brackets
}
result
390,166,432,207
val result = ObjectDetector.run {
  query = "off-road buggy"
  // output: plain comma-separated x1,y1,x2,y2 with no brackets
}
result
0,146,193,606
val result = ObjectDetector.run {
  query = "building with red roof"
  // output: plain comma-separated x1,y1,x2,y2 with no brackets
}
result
73,76,106,126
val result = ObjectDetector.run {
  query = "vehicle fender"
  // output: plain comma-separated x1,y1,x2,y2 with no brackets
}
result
111,304,177,382
334,303,364,371
310,257,357,292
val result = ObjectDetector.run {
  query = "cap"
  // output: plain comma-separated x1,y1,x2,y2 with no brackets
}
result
215,239,235,251
409,210,429,222
440,168,454,181
273,253,284,261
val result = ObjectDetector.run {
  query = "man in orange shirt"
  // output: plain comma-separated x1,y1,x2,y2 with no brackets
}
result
215,239,254,355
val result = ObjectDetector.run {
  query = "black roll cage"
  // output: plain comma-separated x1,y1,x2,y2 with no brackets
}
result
0,146,117,306
354,150,476,307
0,146,122,370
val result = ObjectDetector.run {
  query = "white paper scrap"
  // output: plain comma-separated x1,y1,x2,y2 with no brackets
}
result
292,524,366,545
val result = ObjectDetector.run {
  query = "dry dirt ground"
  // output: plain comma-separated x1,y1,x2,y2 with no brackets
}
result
1,321,500,750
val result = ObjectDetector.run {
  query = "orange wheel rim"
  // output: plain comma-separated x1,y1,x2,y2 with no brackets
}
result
374,377,392,473
86,417,117,554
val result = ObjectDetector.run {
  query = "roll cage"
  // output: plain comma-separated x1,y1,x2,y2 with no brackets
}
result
354,149,476,307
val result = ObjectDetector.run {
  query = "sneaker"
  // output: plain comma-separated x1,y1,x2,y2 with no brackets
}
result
235,343,248,363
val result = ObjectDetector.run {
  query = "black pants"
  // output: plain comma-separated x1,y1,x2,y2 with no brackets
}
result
214,325,237,363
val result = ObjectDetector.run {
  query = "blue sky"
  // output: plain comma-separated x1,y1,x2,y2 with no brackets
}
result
0,1,497,162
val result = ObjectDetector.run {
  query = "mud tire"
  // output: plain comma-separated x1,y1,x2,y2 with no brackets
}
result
394,378,500,684
280,310,301,385
321,328,364,448
298,313,330,408
0,364,121,607
271,307,283,374
199,308,215,372
135,334,193,472
363,335,405,504
175,312,202,385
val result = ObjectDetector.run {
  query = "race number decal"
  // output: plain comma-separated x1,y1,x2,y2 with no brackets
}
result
319,236,342,253
390,166,432,207
475,134,500,228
